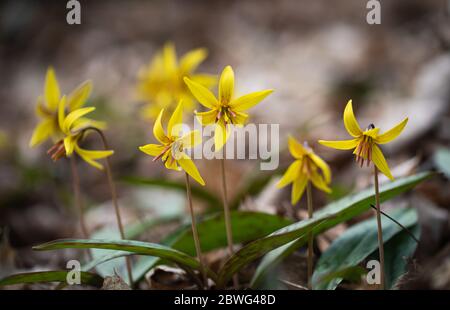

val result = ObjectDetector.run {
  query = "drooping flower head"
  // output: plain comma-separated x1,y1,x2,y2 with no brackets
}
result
29,67,104,147
318,100,408,180
47,96,114,170
139,101,205,186
184,65,273,151
277,136,332,205
137,42,216,119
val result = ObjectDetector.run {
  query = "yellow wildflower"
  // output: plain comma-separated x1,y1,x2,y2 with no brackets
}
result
29,67,104,147
47,96,113,170
139,101,205,186
184,65,273,151
137,42,216,119
318,100,408,180
277,136,332,204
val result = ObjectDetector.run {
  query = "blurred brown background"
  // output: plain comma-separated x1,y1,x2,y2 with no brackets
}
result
0,0,449,288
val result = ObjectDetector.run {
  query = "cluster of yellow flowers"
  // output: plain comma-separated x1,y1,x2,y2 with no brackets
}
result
30,68,113,170
29,43,409,291
278,100,408,204
136,43,216,119
30,44,408,203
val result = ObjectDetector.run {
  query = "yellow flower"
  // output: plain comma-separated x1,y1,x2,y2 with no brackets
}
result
277,136,332,205
47,96,114,170
318,100,408,180
29,67,104,147
137,42,216,119
184,65,273,151
139,101,205,186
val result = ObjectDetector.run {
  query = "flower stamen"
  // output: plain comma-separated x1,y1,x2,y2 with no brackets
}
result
47,140,66,161
153,144,172,162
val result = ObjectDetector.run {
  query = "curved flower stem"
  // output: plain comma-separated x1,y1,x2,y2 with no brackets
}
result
306,182,314,290
374,166,385,289
70,155,93,261
220,157,239,289
369,204,419,244
86,127,133,287
185,173,207,289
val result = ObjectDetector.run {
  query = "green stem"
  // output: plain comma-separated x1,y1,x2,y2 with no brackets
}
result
306,182,314,290
374,166,385,290
70,155,93,261
87,127,133,287
185,173,207,289
220,157,239,289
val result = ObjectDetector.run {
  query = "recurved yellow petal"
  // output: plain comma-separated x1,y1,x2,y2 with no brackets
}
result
63,107,96,134
164,154,178,171
75,146,114,170
363,127,380,139
45,67,60,110
29,119,54,147
71,118,106,132
309,153,331,183
179,48,207,74
318,139,359,150
139,143,165,156
343,100,362,137
195,109,218,126
153,109,169,144
376,118,408,144
292,175,308,205
184,77,218,109
310,170,332,193
68,80,93,111
231,89,273,112
288,136,307,159
219,66,234,104
168,101,183,138
214,119,229,151
371,144,394,180
63,135,77,156
178,157,205,186
233,111,248,127
58,96,67,131
277,159,302,188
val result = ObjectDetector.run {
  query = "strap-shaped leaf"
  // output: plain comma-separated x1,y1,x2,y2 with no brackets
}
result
33,239,217,282
245,171,432,288
0,271,103,287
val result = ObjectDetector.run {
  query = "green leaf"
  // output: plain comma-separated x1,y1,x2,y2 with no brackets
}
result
83,251,134,272
316,266,367,287
122,176,222,209
434,148,450,178
0,271,103,287
248,172,432,288
173,211,292,255
217,217,329,287
89,213,181,284
377,224,420,289
313,207,418,290
132,211,292,282
33,239,217,282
